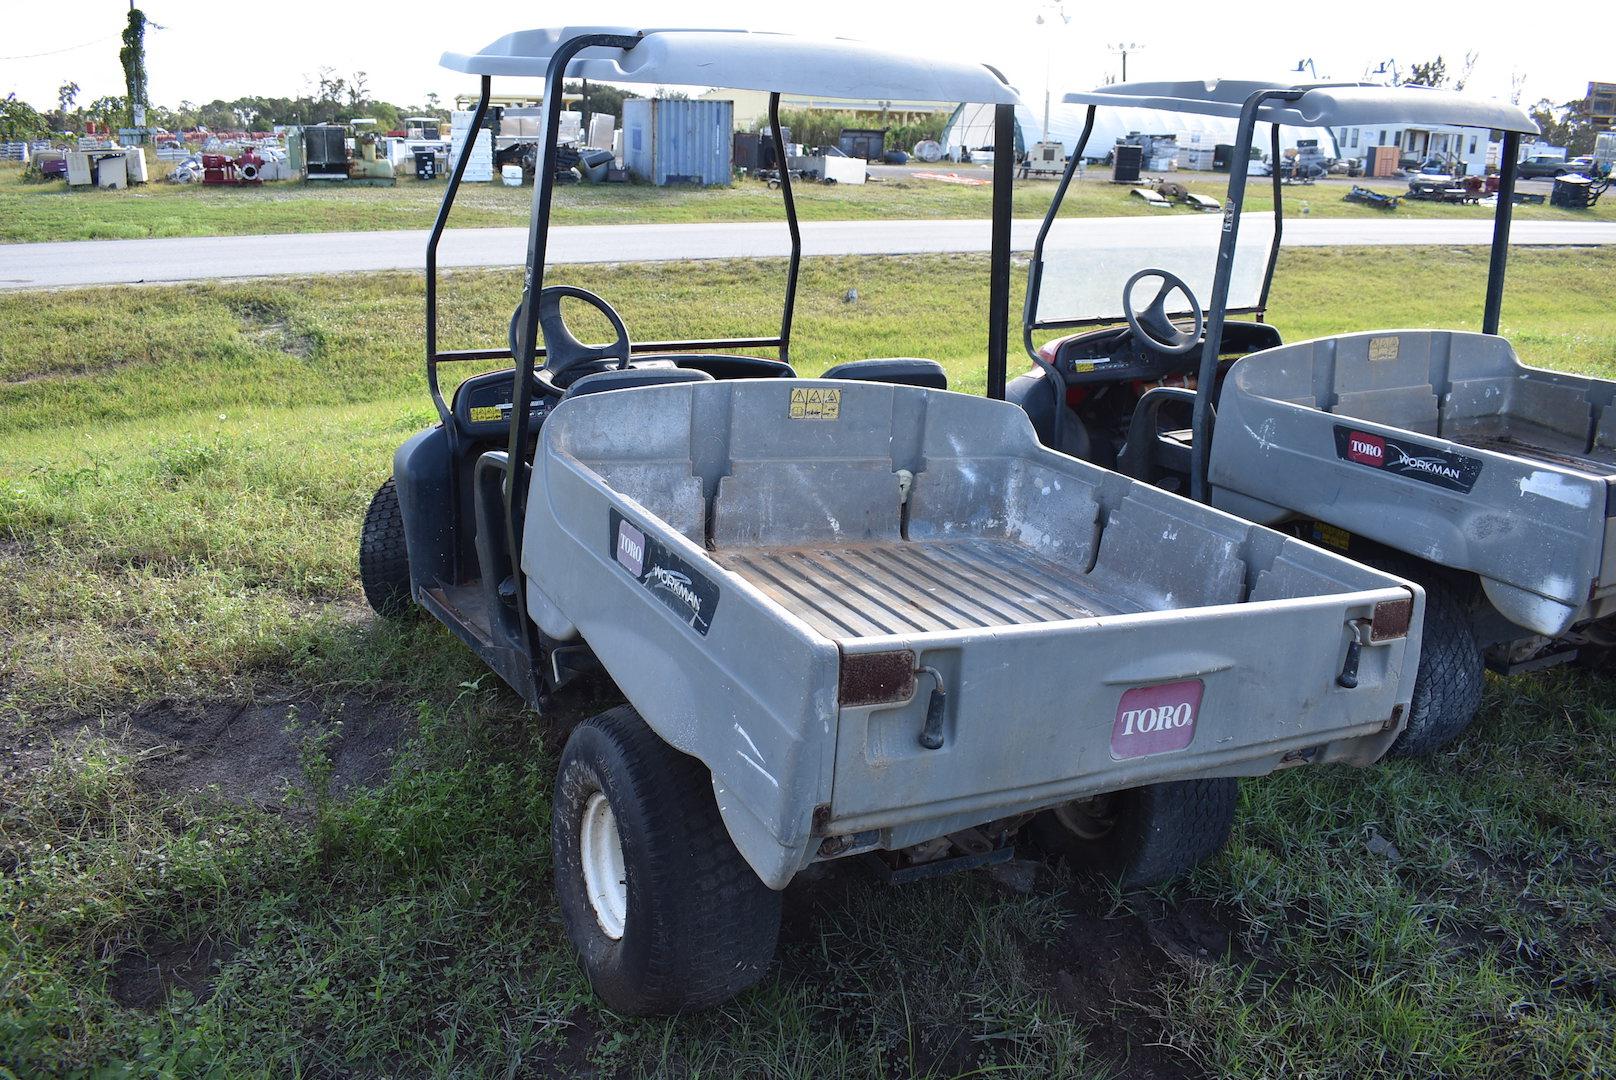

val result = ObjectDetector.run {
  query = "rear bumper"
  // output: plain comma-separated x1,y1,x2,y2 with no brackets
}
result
821,590,1418,843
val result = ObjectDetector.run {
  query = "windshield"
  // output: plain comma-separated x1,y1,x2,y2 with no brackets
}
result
1031,211,1277,326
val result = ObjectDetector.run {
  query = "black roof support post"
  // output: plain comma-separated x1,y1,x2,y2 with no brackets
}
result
425,74,490,426
1023,105,1095,361
769,92,802,364
986,102,1016,400
1484,130,1521,336
1190,89,1301,503
502,31,641,683
1257,122,1284,316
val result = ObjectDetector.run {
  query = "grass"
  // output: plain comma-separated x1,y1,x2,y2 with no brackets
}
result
2,248,1614,1077
4,159,1613,244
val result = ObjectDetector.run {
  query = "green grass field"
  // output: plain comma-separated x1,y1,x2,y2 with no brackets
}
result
2,248,1614,1078
3,160,1611,243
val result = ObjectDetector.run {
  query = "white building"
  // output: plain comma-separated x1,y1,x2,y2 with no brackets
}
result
1334,123,1491,175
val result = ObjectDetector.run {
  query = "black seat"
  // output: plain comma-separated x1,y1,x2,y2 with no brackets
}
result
561,366,713,400
821,358,947,390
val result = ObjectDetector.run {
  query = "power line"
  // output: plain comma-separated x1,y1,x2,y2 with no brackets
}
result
0,34,121,62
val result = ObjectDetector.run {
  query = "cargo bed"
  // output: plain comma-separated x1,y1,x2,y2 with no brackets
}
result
1212,330,1616,637
525,379,1421,888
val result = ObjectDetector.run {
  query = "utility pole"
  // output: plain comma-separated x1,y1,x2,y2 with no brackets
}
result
1108,42,1143,83
1035,2,1071,145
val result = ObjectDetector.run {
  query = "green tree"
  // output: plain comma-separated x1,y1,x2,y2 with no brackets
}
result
55,82,80,132
565,80,639,120
120,7,153,126
1529,97,1598,156
0,94,52,140
1407,56,1447,87
83,95,127,132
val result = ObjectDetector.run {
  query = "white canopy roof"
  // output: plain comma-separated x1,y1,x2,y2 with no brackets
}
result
944,100,1338,159
442,27,1020,106
1065,80,1536,135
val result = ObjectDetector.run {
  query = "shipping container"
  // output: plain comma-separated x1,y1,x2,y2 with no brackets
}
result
622,98,733,186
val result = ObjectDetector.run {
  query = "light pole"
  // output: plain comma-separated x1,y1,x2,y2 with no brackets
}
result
1108,42,1143,83
1035,2,1071,145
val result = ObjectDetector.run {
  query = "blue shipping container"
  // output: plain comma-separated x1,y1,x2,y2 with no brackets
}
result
622,98,733,187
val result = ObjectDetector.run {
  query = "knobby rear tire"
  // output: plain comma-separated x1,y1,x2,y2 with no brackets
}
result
552,704,781,1015
359,476,414,618
1029,777,1239,888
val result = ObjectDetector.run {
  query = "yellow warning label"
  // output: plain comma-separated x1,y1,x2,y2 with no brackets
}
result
789,386,841,420
469,405,504,423
1314,523,1352,551
1368,336,1400,362
1074,362,1097,373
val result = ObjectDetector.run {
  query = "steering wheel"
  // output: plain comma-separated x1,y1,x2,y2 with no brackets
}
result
508,285,631,386
1122,269,1205,356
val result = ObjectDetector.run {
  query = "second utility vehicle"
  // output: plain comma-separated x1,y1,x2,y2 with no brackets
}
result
360,31,1422,1014
1014,79,1607,755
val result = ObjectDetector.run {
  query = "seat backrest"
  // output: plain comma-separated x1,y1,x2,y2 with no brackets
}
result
561,366,712,400
820,358,948,390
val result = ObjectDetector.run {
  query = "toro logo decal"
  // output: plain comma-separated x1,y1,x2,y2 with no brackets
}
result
609,509,720,635
1111,679,1203,760
1344,431,1385,466
1332,425,1482,494
615,521,646,577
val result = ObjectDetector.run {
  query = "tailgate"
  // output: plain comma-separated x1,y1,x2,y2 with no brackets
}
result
826,587,1417,833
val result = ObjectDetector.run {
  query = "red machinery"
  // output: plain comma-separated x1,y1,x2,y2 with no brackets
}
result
201,151,264,185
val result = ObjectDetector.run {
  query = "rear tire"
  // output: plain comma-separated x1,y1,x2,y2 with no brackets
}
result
1028,778,1238,888
1386,575,1485,757
359,477,414,617
553,705,781,1015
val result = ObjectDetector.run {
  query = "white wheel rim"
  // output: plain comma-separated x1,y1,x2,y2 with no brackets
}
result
579,791,627,940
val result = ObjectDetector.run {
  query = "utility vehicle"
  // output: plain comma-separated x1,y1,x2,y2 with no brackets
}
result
360,32,1422,1014
1013,79,1608,756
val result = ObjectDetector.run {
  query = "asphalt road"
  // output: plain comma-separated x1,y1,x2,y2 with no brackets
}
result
3,216,1614,291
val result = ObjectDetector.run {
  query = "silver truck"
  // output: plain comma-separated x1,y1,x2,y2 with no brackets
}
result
1014,79,1593,756
360,33,1421,1015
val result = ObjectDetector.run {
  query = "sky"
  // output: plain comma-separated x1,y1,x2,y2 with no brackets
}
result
2,1,1605,115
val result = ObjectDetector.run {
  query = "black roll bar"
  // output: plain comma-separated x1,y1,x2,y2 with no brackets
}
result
425,75,492,427
986,102,1017,400
1022,105,1096,364
1256,123,1284,315
1483,130,1521,335
503,31,643,666
769,92,802,363
1189,88,1304,503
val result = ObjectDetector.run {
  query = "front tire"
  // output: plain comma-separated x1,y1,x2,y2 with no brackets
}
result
1028,778,1238,888
359,477,414,617
553,705,781,1015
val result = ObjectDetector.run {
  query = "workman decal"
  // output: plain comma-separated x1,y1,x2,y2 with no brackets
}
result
610,509,720,635
1333,425,1482,494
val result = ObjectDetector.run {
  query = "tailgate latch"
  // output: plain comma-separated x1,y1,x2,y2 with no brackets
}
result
1337,619,1374,689
915,666,949,749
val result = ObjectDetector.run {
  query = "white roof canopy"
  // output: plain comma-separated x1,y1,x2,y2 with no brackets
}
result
1065,80,1537,135
442,27,1020,106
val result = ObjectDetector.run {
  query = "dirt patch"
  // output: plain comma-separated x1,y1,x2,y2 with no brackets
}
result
233,298,318,360
1024,886,1233,1080
110,933,238,1010
123,692,412,808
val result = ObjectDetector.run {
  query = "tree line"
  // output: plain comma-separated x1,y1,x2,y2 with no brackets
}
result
0,75,641,141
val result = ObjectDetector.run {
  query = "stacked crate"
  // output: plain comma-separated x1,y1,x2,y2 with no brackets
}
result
450,110,493,182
